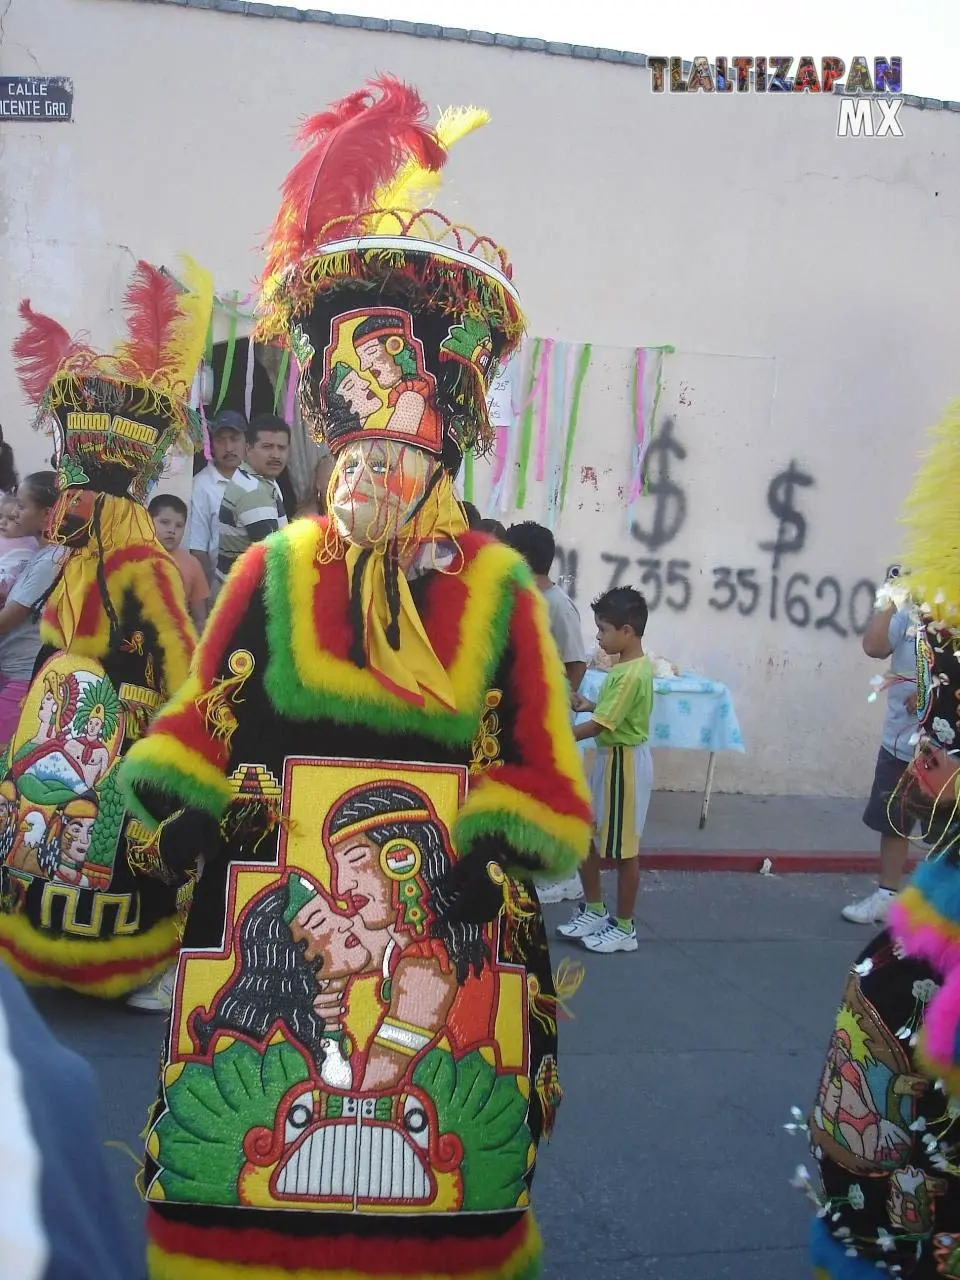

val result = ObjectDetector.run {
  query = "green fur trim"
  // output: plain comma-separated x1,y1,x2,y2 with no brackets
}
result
261,538,525,746
452,808,585,881
118,749,231,830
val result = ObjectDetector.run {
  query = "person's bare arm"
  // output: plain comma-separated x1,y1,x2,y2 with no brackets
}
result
574,718,603,742
0,600,31,637
862,603,896,659
565,660,587,692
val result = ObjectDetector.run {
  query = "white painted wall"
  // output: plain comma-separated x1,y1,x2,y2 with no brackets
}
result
1,0,958,794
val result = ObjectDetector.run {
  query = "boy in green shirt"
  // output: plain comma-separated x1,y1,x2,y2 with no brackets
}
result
558,586,653,953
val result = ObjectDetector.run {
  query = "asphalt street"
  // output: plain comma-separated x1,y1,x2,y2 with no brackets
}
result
29,871,869,1279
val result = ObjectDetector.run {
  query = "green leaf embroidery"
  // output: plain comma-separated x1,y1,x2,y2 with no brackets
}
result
153,1038,310,1204
413,1048,532,1211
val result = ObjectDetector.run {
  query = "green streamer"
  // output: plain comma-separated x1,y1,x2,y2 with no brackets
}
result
463,447,475,504
215,292,239,414
515,337,541,510
273,349,290,415
204,310,214,367
559,344,592,512
642,345,674,495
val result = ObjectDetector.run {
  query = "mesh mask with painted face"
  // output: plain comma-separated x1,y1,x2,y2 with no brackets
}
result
329,440,436,549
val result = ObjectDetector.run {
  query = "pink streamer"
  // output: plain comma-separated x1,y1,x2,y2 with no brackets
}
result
535,339,555,482
491,427,509,487
627,348,647,504
244,339,256,422
284,355,299,425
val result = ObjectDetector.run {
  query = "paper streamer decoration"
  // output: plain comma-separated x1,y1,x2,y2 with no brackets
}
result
515,338,541,510
243,339,256,421
463,447,475,504
627,344,675,504
559,344,592,513
273,349,290,415
535,338,555,483
284,354,299,426
215,292,239,414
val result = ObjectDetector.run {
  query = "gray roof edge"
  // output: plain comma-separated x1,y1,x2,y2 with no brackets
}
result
124,0,960,110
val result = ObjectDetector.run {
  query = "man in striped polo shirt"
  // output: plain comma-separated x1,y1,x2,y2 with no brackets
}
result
216,414,290,586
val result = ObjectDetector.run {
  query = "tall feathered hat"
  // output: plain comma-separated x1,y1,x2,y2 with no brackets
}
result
254,75,524,475
13,258,213,504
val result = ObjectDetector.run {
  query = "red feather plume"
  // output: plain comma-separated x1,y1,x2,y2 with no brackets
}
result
263,74,447,283
115,261,182,379
12,300,92,401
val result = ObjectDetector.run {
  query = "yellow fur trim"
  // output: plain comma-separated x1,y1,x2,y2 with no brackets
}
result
0,911,178,996
457,778,589,854
285,523,530,723
147,1214,541,1280
901,398,960,622
124,725,232,811
42,549,195,692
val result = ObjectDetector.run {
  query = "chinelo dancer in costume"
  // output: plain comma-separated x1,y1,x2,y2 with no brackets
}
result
120,76,591,1280
800,397,960,1278
0,260,212,1011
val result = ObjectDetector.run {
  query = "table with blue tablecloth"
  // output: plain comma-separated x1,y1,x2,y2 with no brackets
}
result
575,668,746,828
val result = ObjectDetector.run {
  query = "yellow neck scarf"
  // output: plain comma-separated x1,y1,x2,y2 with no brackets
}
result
341,472,467,709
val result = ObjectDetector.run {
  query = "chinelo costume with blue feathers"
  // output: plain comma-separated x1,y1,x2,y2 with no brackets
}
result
804,398,960,1278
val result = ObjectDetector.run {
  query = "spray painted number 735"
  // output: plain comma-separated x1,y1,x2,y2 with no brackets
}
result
601,555,692,612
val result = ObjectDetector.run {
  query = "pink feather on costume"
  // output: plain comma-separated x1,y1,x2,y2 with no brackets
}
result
262,75,447,284
115,261,181,380
12,300,92,401
889,900,960,973
920,965,960,1065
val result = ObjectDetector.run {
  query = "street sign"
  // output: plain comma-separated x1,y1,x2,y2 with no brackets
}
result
0,77,73,122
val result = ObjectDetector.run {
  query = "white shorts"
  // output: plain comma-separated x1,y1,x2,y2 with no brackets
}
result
585,743,653,860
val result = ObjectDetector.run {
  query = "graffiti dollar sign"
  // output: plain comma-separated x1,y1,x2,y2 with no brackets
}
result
630,418,687,552
759,462,815,570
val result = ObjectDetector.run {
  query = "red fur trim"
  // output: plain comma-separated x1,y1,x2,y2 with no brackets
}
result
499,585,591,820
147,1209,531,1273
198,544,268,684
150,558,195,684
74,544,163,639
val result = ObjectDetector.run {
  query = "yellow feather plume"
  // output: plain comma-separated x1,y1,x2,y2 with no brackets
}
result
372,106,491,234
164,254,214,393
900,398,960,623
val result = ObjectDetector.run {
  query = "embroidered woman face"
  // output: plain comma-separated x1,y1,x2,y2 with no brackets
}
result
61,816,94,869
329,440,434,547
289,891,373,979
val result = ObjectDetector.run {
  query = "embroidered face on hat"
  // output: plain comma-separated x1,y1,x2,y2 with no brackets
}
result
254,76,524,479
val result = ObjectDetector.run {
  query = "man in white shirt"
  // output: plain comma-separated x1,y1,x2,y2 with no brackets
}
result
188,410,246,593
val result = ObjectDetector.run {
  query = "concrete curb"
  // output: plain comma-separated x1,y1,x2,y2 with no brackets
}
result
610,850,923,874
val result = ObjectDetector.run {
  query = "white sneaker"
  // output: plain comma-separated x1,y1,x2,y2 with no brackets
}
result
537,874,583,904
841,887,897,925
126,965,176,1012
557,905,608,939
583,920,639,954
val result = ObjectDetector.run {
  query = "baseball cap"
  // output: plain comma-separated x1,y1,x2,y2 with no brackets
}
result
209,409,247,435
